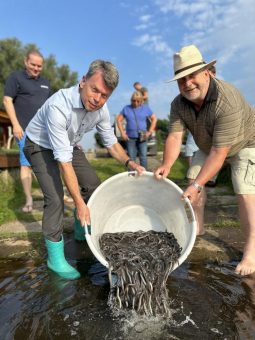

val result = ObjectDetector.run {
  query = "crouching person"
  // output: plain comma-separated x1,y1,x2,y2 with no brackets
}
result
24,60,144,280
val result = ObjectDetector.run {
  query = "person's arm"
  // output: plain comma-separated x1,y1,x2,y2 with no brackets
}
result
107,142,145,174
3,96,23,140
59,161,90,226
147,113,157,137
154,131,183,179
116,114,129,140
182,146,230,200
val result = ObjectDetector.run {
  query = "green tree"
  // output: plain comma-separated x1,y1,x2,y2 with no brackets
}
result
156,118,169,150
42,55,78,94
0,38,78,109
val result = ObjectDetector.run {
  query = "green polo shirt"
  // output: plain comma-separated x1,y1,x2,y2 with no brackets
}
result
169,78,255,157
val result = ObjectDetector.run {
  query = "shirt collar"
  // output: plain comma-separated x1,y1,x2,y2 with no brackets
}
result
205,77,218,102
23,69,40,80
71,84,87,111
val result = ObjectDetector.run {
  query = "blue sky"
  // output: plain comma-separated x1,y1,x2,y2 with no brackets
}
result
1,0,254,150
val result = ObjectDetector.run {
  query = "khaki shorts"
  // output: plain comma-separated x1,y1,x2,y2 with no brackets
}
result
186,148,255,194
187,150,218,182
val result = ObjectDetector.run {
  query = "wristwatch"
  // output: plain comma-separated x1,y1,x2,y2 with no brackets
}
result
192,181,203,193
125,158,131,168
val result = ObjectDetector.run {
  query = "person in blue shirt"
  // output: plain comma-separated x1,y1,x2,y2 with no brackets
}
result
116,91,157,169
23,60,145,280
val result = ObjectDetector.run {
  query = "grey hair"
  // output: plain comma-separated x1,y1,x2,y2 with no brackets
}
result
86,60,119,90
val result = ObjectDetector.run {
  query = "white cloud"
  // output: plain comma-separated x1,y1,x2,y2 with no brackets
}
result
135,24,150,31
140,14,152,23
134,14,154,30
131,0,255,105
83,0,255,150
132,34,173,59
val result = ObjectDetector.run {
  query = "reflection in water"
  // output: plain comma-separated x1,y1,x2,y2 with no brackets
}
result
0,250,255,339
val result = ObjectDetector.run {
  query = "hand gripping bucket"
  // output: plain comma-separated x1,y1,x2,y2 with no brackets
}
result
85,172,196,272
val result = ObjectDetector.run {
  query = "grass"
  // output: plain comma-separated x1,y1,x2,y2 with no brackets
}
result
0,154,231,225
0,149,19,155
207,218,240,228
0,156,187,225
0,178,25,224
90,157,126,181
168,156,188,181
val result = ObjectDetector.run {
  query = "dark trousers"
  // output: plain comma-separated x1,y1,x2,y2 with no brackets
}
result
24,138,101,241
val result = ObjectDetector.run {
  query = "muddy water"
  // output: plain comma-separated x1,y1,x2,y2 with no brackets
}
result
0,235,255,339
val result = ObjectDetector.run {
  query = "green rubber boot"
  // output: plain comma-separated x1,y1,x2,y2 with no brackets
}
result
45,236,80,280
74,209,86,241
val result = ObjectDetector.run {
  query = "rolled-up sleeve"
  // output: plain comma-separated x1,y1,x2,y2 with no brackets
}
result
4,73,17,98
169,100,186,133
46,105,73,162
96,106,117,147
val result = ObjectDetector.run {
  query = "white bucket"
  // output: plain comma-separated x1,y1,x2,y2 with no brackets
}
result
85,171,196,272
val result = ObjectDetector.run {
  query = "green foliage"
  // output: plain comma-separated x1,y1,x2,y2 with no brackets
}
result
0,37,78,110
209,218,240,228
168,156,188,181
217,163,232,187
0,158,125,225
91,158,125,181
0,176,24,224
94,132,104,148
42,55,78,94
0,38,23,107
155,118,169,151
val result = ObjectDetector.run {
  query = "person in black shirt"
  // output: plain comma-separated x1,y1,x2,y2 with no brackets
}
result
3,50,51,212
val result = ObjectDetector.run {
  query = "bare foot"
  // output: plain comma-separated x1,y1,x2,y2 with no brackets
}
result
235,257,255,276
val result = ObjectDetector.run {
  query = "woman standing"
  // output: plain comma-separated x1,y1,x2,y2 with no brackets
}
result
117,91,157,169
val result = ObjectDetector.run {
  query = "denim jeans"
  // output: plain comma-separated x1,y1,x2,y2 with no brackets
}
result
126,138,148,169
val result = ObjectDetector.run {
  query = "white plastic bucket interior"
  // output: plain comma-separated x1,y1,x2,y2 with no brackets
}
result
85,171,196,272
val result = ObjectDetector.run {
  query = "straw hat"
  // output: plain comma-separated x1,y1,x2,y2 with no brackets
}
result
168,45,216,81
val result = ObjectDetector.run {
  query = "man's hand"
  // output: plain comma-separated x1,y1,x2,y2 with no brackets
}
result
182,183,202,203
154,164,171,179
59,161,90,226
128,160,145,175
13,123,24,140
121,132,129,141
146,131,152,139
75,199,90,227
3,96,24,140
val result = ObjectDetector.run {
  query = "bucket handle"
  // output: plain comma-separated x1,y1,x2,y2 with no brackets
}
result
127,170,138,177
84,224,91,235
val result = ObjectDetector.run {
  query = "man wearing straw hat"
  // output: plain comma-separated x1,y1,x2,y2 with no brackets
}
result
155,45,255,276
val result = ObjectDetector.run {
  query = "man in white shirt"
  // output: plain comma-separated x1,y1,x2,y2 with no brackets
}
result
24,60,144,280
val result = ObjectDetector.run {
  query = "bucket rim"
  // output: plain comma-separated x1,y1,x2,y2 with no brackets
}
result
85,171,197,269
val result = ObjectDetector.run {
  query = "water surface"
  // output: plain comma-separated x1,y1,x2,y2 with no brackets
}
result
0,235,255,340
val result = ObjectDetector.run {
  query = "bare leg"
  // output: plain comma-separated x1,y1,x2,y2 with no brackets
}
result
235,194,255,276
188,179,207,235
20,165,33,212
